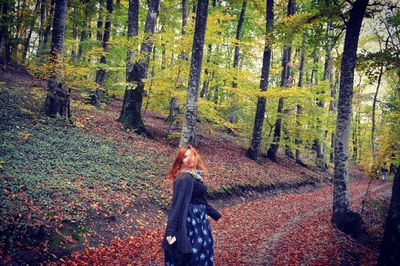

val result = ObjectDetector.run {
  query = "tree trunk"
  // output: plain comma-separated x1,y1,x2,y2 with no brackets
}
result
179,0,209,146
330,67,340,162
77,18,87,61
43,0,69,119
0,1,10,65
97,0,104,42
372,63,384,163
245,0,273,160
37,0,46,51
118,0,139,122
93,0,113,106
228,0,247,129
378,168,400,265
41,0,54,52
266,0,295,162
22,0,40,64
331,0,369,238
119,0,159,138
295,37,306,166
314,45,328,171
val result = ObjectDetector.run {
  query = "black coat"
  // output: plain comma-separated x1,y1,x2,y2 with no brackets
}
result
162,172,221,254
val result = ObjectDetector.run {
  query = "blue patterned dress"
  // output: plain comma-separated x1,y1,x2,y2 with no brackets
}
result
165,203,214,266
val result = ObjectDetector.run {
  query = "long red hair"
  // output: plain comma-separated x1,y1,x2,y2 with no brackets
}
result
166,145,208,184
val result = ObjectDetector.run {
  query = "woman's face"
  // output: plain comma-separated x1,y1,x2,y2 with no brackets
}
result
182,149,195,169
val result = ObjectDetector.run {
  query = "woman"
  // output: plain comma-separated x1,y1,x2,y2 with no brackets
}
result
162,145,221,266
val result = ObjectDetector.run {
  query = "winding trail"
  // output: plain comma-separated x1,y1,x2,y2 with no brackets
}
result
61,180,392,265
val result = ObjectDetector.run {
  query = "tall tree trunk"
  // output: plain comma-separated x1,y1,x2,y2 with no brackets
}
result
295,36,306,166
372,63,384,163
330,67,340,162
97,0,104,41
378,166,400,265
94,0,113,106
266,0,295,162
41,0,54,52
22,0,40,64
77,4,89,61
331,0,369,237
70,8,78,61
37,0,46,51
245,0,273,160
43,0,69,118
179,0,209,146
232,0,247,87
119,0,159,138
228,0,247,129
314,46,328,171
118,0,139,122
166,0,189,124
0,1,10,66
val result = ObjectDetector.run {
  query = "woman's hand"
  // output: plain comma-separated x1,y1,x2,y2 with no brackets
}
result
166,236,176,245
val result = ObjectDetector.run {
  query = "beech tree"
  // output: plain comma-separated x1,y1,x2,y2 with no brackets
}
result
331,0,369,237
179,0,209,146
119,0,160,137
43,0,69,118
246,0,274,160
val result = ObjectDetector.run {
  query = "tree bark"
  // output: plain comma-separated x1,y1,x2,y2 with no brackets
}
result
266,0,295,162
378,166,400,266
331,0,369,237
372,63,384,163
179,0,209,146
22,0,40,64
245,0,273,160
295,37,306,166
119,0,139,122
97,0,105,42
93,0,113,107
41,0,54,52
228,0,247,129
119,0,159,138
43,0,69,118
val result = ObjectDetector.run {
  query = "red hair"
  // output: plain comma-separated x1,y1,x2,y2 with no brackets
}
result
166,145,208,184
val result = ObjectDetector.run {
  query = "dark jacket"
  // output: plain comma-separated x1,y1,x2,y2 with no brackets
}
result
162,172,221,254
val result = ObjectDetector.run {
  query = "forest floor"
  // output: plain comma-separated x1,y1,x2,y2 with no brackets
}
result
57,179,391,265
0,64,393,265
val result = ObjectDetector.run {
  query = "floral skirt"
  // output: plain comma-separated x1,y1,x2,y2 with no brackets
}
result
165,203,214,266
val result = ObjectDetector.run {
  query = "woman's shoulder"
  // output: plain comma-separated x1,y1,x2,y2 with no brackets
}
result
175,172,193,182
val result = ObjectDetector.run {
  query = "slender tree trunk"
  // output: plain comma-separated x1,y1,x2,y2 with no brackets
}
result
23,0,40,63
37,0,46,51
165,0,188,124
43,0,69,118
179,0,209,146
228,0,247,129
331,0,369,237
245,0,273,160
295,37,306,166
372,63,384,163
77,4,88,62
42,0,54,52
232,0,247,87
97,0,104,42
119,0,159,138
93,0,113,107
377,167,400,265
266,0,295,162
330,67,340,162
118,0,139,123
314,46,328,171
0,1,10,66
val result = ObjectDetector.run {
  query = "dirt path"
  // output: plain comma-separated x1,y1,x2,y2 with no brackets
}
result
60,180,392,265
213,180,391,265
